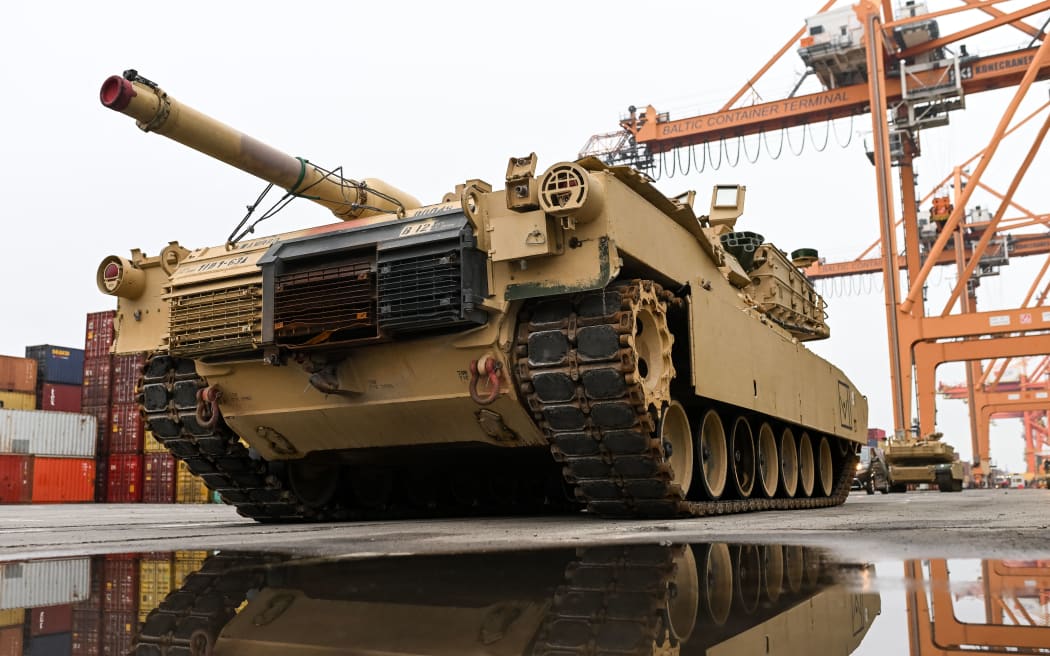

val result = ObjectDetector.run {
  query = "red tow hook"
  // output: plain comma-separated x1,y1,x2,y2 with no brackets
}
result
195,385,223,430
469,356,503,405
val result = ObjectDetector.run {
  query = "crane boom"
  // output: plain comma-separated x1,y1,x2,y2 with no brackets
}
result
806,231,1050,279
622,46,1049,153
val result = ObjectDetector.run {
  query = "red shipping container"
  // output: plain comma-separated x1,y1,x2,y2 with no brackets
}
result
94,458,108,503
71,608,101,656
84,311,116,360
0,626,22,655
106,454,142,503
32,457,95,503
81,357,113,407
143,453,176,503
102,556,139,613
0,454,33,503
109,403,144,454
30,604,73,636
75,556,105,611
111,353,145,405
39,383,83,413
82,404,111,457
101,610,137,656
0,355,36,393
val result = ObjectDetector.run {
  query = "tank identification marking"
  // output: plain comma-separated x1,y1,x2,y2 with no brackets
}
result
407,204,460,219
838,381,854,429
398,221,436,238
231,237,279,251
193,255,250,273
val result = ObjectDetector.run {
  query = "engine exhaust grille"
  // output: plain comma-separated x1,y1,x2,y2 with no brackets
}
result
169,283,262,356
378,247,486,333
274,257,377,344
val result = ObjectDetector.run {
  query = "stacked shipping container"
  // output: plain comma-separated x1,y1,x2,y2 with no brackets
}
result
0,554,213,654
0,310,219,506
0,551,211,654
25,345,85,414
83,311,116,505
1,350,97,504
0,410,96,503
0,355,36,414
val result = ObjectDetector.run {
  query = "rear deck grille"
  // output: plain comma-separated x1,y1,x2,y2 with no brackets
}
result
378,250,469,332
274,258,377,343
169,284,262,356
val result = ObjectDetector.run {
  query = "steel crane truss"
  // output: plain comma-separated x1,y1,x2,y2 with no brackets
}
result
907,559,1050,655
942,381,1050,480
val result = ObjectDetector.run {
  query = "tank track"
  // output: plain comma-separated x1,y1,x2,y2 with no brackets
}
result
141,355,318,521
132,552,273,656
532,545,683,655
141,355,573,522
515,280,857,518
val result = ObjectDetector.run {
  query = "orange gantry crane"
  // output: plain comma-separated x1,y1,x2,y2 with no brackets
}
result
805,125,1050,482
582,0,1050,483
907,558,1050,654
940,364,1050,482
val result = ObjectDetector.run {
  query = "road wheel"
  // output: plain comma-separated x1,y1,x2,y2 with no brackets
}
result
728,417,756,499
756,422,779,498
733,544,761,614
761,543,784,603
699,543,733,626
784,545,804,593
865,478,875,495
778,428,798,498
695,410,728,500
798,433,816,498
816,436,834,497
659,401,693,497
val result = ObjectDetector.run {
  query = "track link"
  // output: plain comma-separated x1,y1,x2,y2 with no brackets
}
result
532,545,683,655
132,553,274,656
141,355,339,521
516,280,857,518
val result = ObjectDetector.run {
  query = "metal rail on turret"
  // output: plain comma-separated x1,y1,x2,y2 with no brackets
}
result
100,70,420,221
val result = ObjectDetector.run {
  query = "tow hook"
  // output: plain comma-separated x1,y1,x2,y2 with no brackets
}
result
469,355,503,405
195,385,223,430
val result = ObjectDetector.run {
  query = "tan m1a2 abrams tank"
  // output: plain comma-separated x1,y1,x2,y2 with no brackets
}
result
133,545,881,656
879,433,965,493
96,70,867,522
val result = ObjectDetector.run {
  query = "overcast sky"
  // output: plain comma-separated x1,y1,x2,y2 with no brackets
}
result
2,1,1047,473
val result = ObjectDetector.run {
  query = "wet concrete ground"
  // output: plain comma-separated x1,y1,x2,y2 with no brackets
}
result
1,488,1046,562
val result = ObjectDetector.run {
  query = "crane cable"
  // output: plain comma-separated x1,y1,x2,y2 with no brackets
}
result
647,115,855,180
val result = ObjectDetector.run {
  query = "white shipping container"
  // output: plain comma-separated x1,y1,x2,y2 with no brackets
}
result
0,557,91,609
0,408,96,457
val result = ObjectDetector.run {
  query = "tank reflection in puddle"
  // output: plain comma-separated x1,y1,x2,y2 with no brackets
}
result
127,544,879,655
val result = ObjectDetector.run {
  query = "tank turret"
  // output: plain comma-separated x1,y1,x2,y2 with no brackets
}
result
99,70,420,221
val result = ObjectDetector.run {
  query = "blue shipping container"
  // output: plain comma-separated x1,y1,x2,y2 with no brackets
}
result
26,631,72,656
24,345,85,386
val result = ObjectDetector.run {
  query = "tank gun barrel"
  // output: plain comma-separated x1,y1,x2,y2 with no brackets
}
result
99,71,420,221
